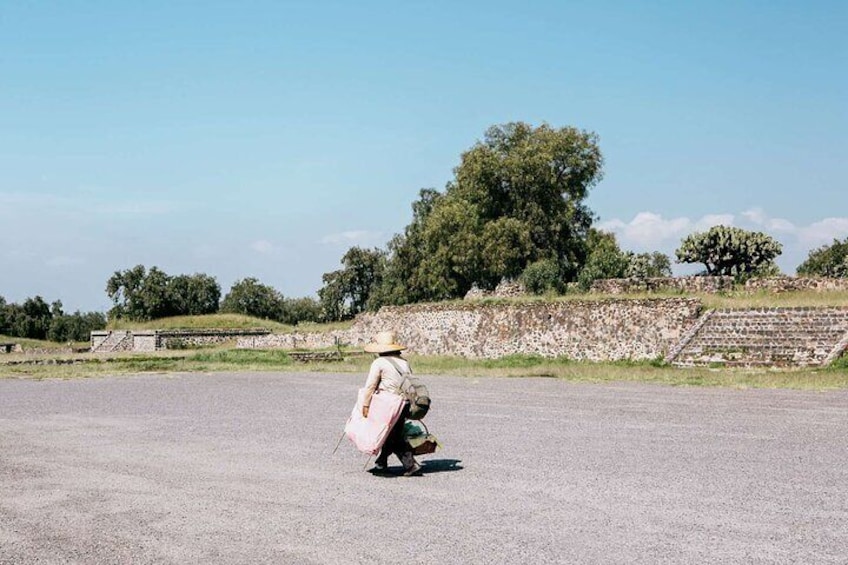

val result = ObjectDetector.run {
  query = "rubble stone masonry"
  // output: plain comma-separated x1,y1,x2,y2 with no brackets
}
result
241,298,704,361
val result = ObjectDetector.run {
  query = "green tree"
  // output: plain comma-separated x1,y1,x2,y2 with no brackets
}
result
453,122,602,275
577,230,631,290
370,189,444,307
107,266,221,320
280,297,322,325
48,311,107,342
106,264,148,320
797,238,848,277
221,278,285,320
626,252,673,279
0,295,7,335
319,247,386,321
376,122,604,303
168,273,221,315
480,217,535,288
5,296,52,339
135,266,172,320
520,259,562,295
675,225,782,278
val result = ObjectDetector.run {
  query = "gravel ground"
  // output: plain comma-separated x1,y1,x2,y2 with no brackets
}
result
1,372,847,564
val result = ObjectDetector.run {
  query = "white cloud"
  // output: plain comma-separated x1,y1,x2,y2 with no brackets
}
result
742,207,796,234
598,212,706,249
250,240,275,254
741,208,766,225
319,230,385,246
797,217,848,246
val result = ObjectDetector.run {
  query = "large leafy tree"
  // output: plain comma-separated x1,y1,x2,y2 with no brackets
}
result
319,247,386,321
106,265,148,320
369,189,444,306
106,265,221,321
797,238,848,278
220,277,285,320
169,274,221,316
675,225,782,278
371,122,604,304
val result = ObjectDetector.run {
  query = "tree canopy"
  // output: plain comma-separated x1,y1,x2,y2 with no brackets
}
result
675,225,782,278
322,122,605,314
318,247,386,321
797,238,848,278
220,277,285,321
106,265,221,321
0,295,105,342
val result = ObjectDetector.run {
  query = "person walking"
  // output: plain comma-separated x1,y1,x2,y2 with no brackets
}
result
362,331,422,476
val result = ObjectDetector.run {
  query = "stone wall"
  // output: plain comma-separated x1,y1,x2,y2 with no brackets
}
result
343,298,703,361
592,276,848,295
464,280,527,300
238,330,350,351
91,329,271,352
744,277,848,293
590,276,736,295
157,329,270,349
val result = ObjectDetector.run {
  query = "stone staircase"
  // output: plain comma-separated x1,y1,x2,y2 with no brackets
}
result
667,308,848,367
90,331,132,353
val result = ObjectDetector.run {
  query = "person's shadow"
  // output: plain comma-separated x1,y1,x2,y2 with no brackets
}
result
368,458,463,477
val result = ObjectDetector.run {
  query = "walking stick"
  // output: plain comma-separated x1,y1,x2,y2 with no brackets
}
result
331,428,346,455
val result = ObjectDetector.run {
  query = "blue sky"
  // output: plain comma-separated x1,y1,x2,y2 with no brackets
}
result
1,1,846,312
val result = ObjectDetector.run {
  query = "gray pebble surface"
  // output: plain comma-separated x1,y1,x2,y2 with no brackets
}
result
1,372,846,564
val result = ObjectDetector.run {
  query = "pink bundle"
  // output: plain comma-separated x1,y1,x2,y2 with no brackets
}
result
344,388,405,455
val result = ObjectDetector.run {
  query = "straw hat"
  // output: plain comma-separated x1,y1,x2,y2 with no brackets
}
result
364,331,407,353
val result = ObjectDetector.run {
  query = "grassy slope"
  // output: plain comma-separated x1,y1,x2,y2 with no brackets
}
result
107,313,353,333
0,334,88,349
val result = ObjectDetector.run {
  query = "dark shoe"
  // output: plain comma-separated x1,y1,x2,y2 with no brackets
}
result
374,455,388,469
401,452,422,476
403,461,422,476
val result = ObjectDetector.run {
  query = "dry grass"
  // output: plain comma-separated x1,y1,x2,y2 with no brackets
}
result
3,348,846,391
410,355,848,390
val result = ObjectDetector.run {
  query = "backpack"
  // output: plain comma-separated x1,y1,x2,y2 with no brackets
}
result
385,357,431,420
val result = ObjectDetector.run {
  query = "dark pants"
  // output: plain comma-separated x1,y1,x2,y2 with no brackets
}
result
378,404,412,465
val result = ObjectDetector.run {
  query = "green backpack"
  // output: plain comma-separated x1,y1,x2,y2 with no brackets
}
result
386,358,431,420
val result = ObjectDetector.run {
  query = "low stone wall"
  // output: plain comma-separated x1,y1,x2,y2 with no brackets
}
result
591,276,736,295
592,276,848,295
464,280,526,300
346,298,703,361
91,329,271,352
237,330,350,351
744,277,848,293
157,329,270,349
